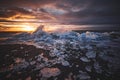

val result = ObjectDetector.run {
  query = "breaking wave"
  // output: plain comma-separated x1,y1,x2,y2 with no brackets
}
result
7,26,120,49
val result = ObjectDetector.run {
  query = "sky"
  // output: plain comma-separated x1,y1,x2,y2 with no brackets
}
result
0,0,120,32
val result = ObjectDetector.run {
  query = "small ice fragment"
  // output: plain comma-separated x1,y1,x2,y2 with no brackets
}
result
14,58,24,64
85,66,92,72
76,65,79,67
77,71,90,80
40,68,61,78
11,50,17,52
20,46,24,49
30,61,36,65
62,61,70,66
80,57,90,62
86,51,96,58
94,62,102,73
85,45,93,50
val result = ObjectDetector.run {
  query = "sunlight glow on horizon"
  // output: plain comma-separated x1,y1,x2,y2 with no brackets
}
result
21,25,36,32
0,22,39,32
0,22,91,32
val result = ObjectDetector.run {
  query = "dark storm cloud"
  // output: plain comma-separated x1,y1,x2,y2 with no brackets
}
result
57,0,120,24
0,7,32,18
0,7,56,21
0,0,57,8
0,0,120,24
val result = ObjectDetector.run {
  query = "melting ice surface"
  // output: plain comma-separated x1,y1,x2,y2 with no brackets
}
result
4,27,120,79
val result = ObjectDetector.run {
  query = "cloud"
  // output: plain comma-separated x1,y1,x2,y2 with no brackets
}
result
0,7,57,21
56,0,120,24
0,7,33,18
0,0,57,8
0,0,120,24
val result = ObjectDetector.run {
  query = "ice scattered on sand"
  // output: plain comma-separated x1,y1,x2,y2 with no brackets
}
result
40,68,61,78
4,27,120,79
13,61,29,70
94,62,102,73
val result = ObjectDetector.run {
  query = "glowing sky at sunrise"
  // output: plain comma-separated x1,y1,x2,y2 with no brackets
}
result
0,0,120,32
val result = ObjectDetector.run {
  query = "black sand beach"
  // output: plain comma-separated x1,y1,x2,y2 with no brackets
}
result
0,44,120,80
